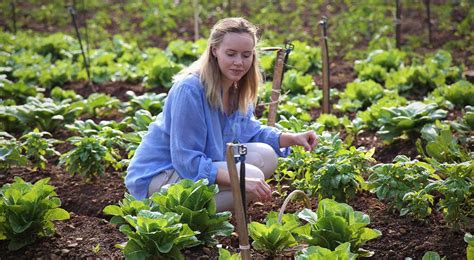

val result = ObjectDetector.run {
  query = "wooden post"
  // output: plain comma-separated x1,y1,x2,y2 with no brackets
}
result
226,144,251,260
193,0,199,41
10,0,17,34
424,0,432,45
395,0,401,49
319,17,330,114
267,49,285,126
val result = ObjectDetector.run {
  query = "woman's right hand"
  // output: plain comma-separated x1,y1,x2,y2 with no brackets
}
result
245,177,272,202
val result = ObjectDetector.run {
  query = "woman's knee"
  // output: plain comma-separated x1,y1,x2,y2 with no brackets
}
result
244,142,278,179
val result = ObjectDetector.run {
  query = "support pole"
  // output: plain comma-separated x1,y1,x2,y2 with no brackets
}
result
267,49,285,126
226,144,250,260
193,0,199,41
319,17,330,114
424,0,432,45
395,0,402,49
10,0,17,34
68,5,92,87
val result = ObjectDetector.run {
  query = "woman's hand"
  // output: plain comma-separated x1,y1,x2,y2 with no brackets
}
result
280,131,318,151
245,177,272,202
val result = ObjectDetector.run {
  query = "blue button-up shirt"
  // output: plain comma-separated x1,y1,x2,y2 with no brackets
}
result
125,74,289,200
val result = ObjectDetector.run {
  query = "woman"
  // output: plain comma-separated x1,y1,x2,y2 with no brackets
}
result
126,17,317,212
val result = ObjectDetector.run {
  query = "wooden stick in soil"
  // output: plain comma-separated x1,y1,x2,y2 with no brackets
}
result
267,49,285,126
193,0,199,41
319,17,330,114
395,0,402,49
10,0,17,34
226,144,251,260
424,0,432,45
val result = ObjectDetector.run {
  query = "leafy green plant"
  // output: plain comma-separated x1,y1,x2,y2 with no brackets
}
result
466,233,474,260
0,177,70,251
295,242,357,260
0,96,82,133
336,80,384,112
422,251,444,260
118,210,199,259
417,123,470,163
368,155,439,217
58,136,117,178
20,129,60,170
166,39,206,65
218,248,242,260
426,161,474,230
282,69,315,94
248,211,300,254
356,92,407,130
0,132,27,171
150,179,234,246
377,102,447,142
293,199,381,256
354,49,406,74
103,193,153,228
0,80,38,104
126,90,167,116
294,132,374,202
139,49,183,89
316,114,340,130
80,93,121,118
430,80,474,108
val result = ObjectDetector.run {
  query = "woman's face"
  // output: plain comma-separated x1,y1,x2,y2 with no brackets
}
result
212,32,254,88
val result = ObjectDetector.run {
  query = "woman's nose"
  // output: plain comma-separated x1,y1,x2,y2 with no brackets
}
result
233,57,243,66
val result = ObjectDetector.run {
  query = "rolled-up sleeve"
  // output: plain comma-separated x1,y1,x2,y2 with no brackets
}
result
169,83,218,184
243,109,290,157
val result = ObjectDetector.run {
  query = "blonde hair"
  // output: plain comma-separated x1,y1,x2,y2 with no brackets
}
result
174,17,261,114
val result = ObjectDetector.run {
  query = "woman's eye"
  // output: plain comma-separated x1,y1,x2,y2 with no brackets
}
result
226,53,235,57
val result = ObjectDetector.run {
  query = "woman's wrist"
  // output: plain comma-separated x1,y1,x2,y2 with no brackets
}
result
279,133,296,148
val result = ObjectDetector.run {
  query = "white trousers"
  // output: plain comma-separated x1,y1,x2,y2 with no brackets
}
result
147,142,278,212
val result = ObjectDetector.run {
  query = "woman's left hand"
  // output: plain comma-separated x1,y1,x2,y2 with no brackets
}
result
293,131,318,151
280,131,318,151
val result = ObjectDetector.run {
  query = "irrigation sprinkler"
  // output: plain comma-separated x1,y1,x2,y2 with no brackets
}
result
68,5,92,88
319,16,330,114
261,43,293,126
395,0,402,49
226,143,250,260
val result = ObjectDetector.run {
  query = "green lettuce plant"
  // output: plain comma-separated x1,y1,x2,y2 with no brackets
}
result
248,211,300,254
295,242,357,260
0,96,82,133
218,248,242,260
465,233,474,260
125,90,167,116
293,199,381,256
336,80,384,112
377,102,447,142
118,210,200,260
103,193,153,229
0,177,70,251
150,179,234,246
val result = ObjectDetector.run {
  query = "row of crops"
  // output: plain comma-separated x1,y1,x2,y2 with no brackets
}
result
1,7,473,258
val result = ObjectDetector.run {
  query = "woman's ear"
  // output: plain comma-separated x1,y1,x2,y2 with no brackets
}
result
211,47,217,57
